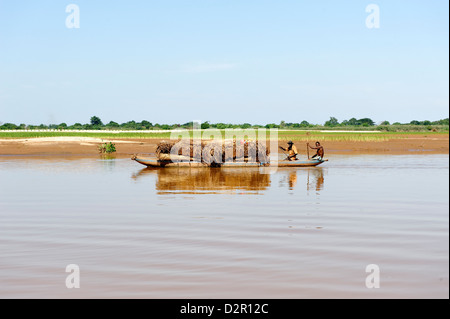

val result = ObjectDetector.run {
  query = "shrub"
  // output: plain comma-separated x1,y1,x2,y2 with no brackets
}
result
98,142,116,153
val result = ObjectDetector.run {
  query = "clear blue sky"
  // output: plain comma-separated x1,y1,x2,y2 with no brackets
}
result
0,0,448,125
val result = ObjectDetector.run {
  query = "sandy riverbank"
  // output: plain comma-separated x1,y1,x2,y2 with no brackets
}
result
0,135,448,156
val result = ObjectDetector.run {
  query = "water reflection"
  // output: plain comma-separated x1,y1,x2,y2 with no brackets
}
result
280,168,324,192
132,167,325,194
132,167,271,194
99,154,116,171
307,168,324,192
288,171,297,189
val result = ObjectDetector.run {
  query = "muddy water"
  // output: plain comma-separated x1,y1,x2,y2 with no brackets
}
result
0,154,448,298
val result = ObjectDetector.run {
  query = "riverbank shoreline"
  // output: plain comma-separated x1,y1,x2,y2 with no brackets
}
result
0,134,448,156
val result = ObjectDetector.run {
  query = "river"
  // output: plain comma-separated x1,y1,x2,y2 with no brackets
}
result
0,154,448,298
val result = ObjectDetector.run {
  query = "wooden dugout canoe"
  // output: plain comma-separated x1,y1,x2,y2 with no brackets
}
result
131,155,327,168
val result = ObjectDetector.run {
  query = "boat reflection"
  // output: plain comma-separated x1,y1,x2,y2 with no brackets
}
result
132,167,325,194
306,167,325,192
288,171,298,189
132,167,271,194
280,167,325,192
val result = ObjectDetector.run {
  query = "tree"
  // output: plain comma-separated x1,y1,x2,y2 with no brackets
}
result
121,121,137,130
380,121,390,126
140,120,152,129
300,120,310,127
215,123,228,130
324,117,339,127
90,116,103,126
106,121,119,128
433,118,449,125
348,118,359,126
358,118,375,126
0,123,18,130
181,122,193,128
201,121,210,129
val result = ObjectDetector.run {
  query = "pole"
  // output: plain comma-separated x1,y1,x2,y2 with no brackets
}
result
307,144,310,160
279,146,289,160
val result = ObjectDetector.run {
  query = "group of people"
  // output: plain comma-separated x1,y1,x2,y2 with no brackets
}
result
279,141,324,161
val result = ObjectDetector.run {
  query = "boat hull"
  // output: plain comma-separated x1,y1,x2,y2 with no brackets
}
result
132,156,326,168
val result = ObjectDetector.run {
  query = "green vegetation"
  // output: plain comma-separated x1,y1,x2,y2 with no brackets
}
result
0,129,446,144
0,131,173,139
275,130,448,143
98,142,116,154
0,116,448,133
90,116,103,127
278,131,403,142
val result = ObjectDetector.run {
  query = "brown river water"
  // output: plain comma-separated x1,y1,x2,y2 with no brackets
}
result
0,154,448,298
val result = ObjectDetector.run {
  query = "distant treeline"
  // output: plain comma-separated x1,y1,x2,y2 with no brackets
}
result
0,116,449,132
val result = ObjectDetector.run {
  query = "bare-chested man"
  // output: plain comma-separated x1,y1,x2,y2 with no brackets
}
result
307,141,324,161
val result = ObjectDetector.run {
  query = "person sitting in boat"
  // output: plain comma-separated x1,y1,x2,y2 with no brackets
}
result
307,141,324,161
279,141,298,161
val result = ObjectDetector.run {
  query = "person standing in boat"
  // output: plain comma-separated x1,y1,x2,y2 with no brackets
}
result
279,141,298,161
307,141,324,161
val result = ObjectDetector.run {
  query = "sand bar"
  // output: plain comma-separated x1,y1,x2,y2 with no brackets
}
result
0,134,448,156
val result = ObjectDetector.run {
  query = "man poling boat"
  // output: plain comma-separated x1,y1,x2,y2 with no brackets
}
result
279,141,298,161
307,141,325,161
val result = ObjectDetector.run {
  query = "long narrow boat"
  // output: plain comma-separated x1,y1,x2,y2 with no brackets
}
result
131,155,327,168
